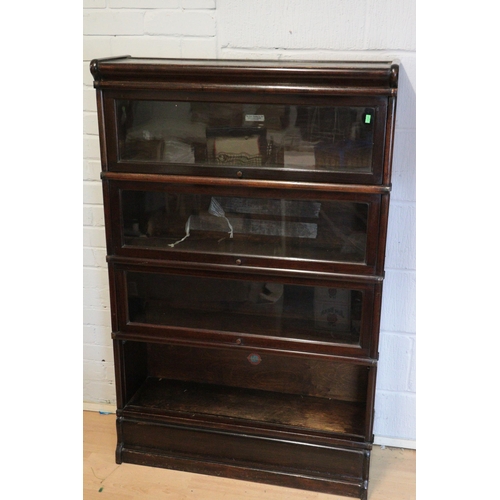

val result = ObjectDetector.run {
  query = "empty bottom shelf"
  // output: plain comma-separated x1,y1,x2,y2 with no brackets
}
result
126,377,366,438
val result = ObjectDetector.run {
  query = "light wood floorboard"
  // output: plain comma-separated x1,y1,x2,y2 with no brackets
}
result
83,411,415,500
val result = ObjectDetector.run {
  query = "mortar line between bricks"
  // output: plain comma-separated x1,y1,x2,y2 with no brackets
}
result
376,389,416,397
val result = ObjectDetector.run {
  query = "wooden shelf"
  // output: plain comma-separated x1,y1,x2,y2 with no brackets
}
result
126,377,366,439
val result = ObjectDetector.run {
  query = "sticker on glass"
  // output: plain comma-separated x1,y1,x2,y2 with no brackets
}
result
245,114,265,122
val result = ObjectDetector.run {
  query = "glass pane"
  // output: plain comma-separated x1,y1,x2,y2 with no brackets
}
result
121,190,368,264
127,271,363,345
116,100,374,173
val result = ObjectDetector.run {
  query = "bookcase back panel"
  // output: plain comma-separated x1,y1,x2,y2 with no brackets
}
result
146,343,369,403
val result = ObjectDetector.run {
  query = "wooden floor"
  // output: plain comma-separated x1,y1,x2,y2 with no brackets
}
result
83,411,415,500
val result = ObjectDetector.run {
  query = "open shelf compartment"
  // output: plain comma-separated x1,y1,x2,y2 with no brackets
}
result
118,340,372,441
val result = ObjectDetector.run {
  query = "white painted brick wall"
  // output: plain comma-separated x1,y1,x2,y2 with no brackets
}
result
84,10,144,35
110,36,182,58
83,0,416,443
145,10,216,36
222,1,366,51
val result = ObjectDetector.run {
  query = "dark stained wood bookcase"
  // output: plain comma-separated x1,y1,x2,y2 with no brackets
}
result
90,57,398,499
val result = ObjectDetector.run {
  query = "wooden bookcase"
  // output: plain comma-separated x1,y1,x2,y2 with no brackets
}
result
90,57,398,499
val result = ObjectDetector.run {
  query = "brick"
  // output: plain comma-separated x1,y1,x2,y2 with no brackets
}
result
83,343,114,363
385,202,416,270
83,267,109,289
380,270,416,334
395,56,416,130
83,360,107,381
374,391,416,440
83,112,99,136
83,160,102,181
83,181,103,205
145,10,215,36
83,135,100,160
83,293,109,314
408,337,416,392
105,364,117,382
83,325,96,344
83,36,113,60
181,37,217,58
83,63,94,87
83,325,112,351
84,10,144,36
83,381,116,404
221,48,388,61
218,0,367,50
111,36,181,58
83,307,111,328
220,49,284,60
83,226,106,248
83,88,97,112
84,287,111,309
391,128,416,203
83,207,94,226
278,50,373,61
84,0,106,8
377,333,413,391
365,0,416,50
94,325,112,339
83,247,107,268
109,0,179,7
182,0,216,8
83,206,105,227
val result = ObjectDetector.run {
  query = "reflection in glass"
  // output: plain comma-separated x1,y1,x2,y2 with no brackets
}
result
116,100,375,172
121,190,369,264
126,271,363,345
